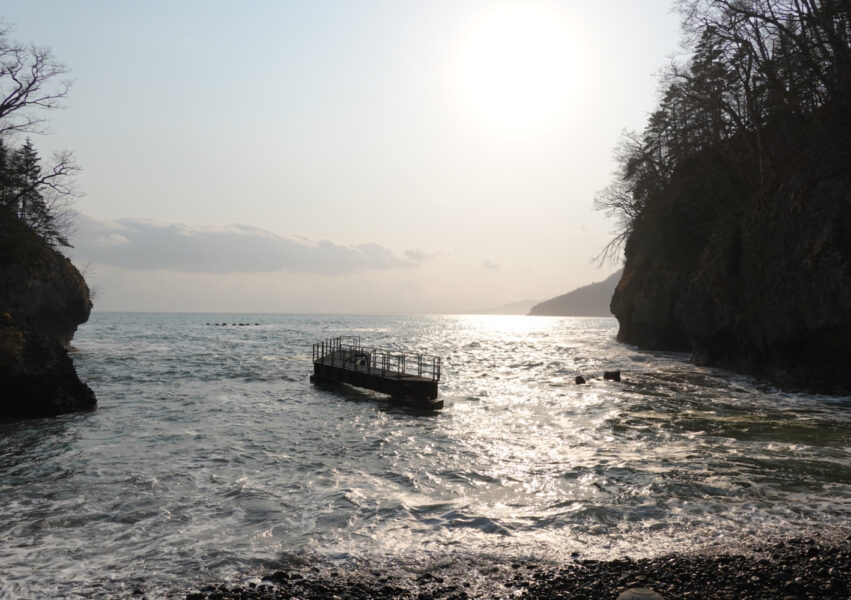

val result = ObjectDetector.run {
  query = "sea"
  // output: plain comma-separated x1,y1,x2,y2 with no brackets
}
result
2,312,851,599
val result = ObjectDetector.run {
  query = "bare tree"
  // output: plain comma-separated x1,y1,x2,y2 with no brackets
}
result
0,22,72,137
594,132,653,265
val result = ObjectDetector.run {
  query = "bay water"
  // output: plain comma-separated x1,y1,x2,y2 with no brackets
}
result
2,313,850,598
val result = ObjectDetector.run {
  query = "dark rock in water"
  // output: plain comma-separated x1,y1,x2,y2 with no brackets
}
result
0,213,95,418
604,370,621,381
575,375,586,384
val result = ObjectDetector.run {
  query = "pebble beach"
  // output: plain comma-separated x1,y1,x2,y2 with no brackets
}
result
180,533,851,600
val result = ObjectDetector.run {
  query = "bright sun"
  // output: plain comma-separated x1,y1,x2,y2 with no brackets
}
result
456,5,578,130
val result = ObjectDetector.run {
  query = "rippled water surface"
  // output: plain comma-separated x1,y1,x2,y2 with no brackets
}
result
2,313,851,598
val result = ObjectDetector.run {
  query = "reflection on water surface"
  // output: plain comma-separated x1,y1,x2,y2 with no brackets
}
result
1,313,849,598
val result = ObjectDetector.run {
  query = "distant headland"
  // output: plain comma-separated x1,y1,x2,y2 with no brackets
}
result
528,270,621,317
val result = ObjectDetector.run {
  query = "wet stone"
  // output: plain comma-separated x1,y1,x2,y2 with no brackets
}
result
617,587,665,600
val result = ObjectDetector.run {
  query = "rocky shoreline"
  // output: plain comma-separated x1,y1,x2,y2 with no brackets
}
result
178,534,851,600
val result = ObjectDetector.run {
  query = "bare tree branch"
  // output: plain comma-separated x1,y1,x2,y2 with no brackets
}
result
0,28,72,137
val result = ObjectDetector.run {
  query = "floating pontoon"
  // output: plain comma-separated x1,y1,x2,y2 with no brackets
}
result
310,336,442,409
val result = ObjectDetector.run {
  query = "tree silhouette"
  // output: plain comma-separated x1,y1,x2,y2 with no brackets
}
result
597,0,851,260
0,22,78,247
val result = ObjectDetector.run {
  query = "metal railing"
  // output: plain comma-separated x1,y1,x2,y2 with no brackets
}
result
312,336,362,363
312,336,441,382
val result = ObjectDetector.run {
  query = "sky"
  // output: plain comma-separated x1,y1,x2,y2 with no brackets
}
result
3,1,682,314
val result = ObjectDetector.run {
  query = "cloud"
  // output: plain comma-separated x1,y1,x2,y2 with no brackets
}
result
404,248,443,262
482,259,501,270
71,215,421,274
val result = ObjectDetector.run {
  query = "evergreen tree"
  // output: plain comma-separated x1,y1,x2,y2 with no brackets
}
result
11,139,42,221
0,138,11,212
0,137,72,247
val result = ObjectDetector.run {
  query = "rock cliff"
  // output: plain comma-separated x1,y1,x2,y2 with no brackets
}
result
611,107,851,392
0,211,96,418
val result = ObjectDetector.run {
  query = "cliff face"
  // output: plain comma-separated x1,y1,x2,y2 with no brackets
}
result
0,212,96,418
529,269,622,317
612,107,851,392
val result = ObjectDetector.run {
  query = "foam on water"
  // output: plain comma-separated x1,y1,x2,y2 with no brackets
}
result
1,313,850,598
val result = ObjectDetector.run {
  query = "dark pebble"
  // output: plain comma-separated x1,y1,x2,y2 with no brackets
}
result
261,570,289,584
827,577,847,594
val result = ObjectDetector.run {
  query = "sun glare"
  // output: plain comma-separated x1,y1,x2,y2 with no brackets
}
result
456,4,579,129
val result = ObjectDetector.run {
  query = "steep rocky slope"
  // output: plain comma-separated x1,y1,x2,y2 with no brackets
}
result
611,107,851,392
0,212,96,418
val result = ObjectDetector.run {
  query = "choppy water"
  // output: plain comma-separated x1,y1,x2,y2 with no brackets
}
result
2,313,851,598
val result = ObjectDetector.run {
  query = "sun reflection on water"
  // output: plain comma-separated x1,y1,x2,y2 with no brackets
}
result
3,313,851,598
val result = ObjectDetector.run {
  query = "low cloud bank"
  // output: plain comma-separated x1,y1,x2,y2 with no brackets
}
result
72,215,422,274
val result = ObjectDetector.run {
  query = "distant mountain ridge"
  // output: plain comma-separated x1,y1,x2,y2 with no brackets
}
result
528,270,622,317
467,299,539,315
